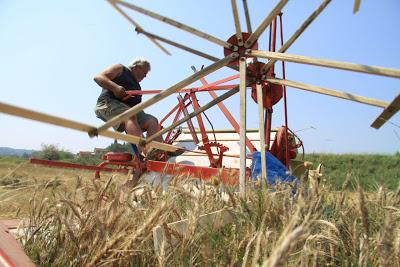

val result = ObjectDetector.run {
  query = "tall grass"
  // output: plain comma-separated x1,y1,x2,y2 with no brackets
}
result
20,173,400,266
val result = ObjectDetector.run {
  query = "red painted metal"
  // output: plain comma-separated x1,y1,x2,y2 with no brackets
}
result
102,152,132,162
146,160,252,186
0,222,35,267
29,158,130,174
178,95,199,144
223,32,258,64
279,13,290,167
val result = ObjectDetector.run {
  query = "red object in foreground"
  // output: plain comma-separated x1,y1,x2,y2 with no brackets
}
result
0,221,35,267
146,160,251,186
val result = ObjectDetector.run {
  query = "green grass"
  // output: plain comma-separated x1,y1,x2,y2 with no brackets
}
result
303,153,400,191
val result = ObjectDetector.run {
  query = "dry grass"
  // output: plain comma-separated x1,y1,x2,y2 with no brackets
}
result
2,161,400,266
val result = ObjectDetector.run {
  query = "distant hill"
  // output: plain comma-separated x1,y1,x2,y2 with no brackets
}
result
0,147,37,157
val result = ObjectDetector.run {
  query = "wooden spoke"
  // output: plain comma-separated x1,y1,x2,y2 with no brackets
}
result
353,0,361,14
248,50,400,79
244,0,289,48
261,0,332,74
93,53,239,136
242,0,252,33
115,0,237,50
371,94,400,129
231,0,243,46
107,0,171,55
0,102,179,152
239,57,247,195
265,77,389,108
256,82,267,183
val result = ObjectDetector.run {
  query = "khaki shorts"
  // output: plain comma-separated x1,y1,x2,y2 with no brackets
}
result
94,98,156,132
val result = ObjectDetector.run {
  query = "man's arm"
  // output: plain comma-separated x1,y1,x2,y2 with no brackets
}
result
94,64,126,99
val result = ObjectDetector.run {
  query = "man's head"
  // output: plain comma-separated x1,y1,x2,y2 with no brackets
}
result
128,58,151,82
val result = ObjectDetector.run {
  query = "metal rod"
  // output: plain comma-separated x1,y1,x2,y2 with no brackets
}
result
256,82,267,183
265,77,389,108
231,0,243,46
115,0,237,50
239,57,247,195
192,66,257,152
145,86,241,143
107,0,171,55
242,0,252,33
249,50,400,79
93,53,238,136
244,0,289,48
261,0,332,74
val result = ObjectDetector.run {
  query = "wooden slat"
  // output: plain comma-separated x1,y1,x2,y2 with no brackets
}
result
242,0,252,33
0,102,179,152
265,77,388,108
239,57,247,195
115,0,236,50
256,82,267,182
250,50,400,79
231,0,243,46
244,0,289,48
107,0,171,55
261,0,332,74
353,0,361,14
95,54,238,135
371,94,400,129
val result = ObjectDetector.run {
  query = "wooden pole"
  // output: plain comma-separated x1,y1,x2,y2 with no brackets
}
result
93,53,238,136
371,94,400,129
353,0,361,14
145,86,240,143
248,50,400,79
242,0,252,33
231,0,243,46
0,102,179,152
265,77,389,108
261,0,332,74
107,0,171,55
239,57,247,195
115,0,237,50
244,0,289,48
256,82,267,183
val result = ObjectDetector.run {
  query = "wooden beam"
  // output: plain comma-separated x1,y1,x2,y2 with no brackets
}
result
239,57,247,195
153,208,234,253
231,0,243,46
145,86,240,143
256,82,267,183
371,94,400,129
94,53,238,136
107,0,171,55
242,0,252,33
115,0,236,50
265,77,388,108
261,0,332,74
248,50,400,79
353,0,361,14
0,102,179,152
244,0,289,48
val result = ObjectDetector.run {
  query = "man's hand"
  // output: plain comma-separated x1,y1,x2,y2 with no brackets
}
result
114,86,127,100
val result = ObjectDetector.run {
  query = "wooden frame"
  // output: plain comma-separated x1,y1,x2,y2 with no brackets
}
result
239,57,247,195
371,94,400,129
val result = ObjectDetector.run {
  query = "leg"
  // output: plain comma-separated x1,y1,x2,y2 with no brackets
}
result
137,112,163,143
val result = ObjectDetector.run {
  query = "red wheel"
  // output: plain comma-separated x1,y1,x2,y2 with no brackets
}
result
223,32,258,66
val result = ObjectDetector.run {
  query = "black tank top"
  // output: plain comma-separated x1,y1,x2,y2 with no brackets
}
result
97,65,142,107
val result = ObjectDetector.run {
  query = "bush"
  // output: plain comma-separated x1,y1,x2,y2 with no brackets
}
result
33,144,75,161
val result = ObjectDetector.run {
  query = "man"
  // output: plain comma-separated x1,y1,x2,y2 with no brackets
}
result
94,58,163,157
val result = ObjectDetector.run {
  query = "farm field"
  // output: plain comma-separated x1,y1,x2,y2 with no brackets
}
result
0,154,399,266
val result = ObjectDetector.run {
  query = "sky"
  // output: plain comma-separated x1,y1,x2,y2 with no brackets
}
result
0,0,399,154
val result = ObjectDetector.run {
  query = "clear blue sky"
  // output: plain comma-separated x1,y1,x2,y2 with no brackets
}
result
0,0,399,154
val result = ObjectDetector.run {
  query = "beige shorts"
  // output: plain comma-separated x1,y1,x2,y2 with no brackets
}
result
94,98,156,132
